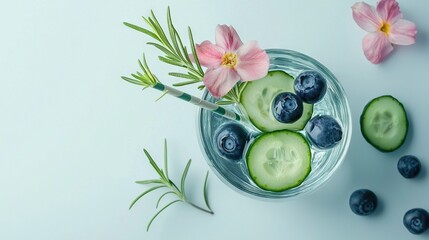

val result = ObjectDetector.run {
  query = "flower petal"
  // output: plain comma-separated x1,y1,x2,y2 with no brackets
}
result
194,40,224,68
352,2,383,32
389,19,417,45
235,41,269,81
362,32,394,64
376,0,402,24
215,25,243,52
203,67,240,98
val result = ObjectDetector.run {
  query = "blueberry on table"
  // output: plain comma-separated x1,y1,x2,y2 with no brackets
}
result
397,155,421,178
305,115,342,149
294,71,327,104
403,208,429,234
349,189,378,216
214,123,248,161
272,92,303,123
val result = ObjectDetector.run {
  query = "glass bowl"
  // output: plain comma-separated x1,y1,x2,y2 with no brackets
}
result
197,49,352,200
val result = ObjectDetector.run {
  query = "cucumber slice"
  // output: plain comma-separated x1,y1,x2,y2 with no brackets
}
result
360,95,408,152
246,130,311,192
240,71,313,132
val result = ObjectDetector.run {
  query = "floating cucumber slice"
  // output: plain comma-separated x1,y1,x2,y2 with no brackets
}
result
246,130,311,192
360,95,408,152
240,71,313,132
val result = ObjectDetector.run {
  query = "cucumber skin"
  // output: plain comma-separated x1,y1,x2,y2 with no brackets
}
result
360,95,409,152
246,130,312,192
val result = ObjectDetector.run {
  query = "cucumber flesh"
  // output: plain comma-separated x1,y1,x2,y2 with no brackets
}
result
360,95,408,152
246,130,311,192
240,71,313,132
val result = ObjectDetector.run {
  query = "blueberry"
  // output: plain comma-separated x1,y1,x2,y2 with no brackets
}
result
403,208,429,234
214,123,248,160
272,92,303,123
398,155,421,178
294,71,327,104
349,189,378,216
305,115,342,149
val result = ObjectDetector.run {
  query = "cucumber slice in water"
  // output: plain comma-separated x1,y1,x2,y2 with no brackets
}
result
240,71,313,132
360,95,408,152
246,130,311,192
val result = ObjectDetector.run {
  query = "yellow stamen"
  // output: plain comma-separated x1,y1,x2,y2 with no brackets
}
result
221,52,238,68
380,22,391,35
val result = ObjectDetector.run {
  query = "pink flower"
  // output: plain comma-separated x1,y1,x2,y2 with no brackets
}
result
352,0,417,64
194,25,269,98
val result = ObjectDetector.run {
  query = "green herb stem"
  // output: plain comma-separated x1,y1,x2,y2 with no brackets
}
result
123,7,245,104
130,139,214,231
188,202,214,215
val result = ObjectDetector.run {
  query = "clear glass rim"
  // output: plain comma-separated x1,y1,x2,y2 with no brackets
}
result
197,49,353,200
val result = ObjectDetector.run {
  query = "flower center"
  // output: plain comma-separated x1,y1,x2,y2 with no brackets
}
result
380,22,391,35
221,52,238,68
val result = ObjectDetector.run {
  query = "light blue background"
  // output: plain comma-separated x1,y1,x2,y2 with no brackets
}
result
1,0,428,239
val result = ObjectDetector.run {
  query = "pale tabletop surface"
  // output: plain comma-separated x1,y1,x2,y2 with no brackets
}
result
1,0,429,239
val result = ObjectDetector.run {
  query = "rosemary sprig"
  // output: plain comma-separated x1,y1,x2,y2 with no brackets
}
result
130,139,213,231
121,55,243,122
123,7,244,105
122,54,159,88
219,82,248,105
123,7,204,87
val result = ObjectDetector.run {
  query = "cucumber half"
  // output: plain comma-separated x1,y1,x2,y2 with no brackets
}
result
360,95,408,152
246,130,311,192
240,71,313,132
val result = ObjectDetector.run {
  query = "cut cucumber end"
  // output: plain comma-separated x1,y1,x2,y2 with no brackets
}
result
246,130,311,192
240,71,313,132
360,95,408,152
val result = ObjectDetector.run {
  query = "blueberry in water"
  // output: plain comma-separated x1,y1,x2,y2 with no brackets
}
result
349,189,378,216
272,92,303,123
214,123,248,160
305,115,342,149
398,155,421,178
403,208,429,234
294,71,327,104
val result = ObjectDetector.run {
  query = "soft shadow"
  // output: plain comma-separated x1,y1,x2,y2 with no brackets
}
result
371,194,384,217
414,160,427,181
415,25,428,47
398,108,414,152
